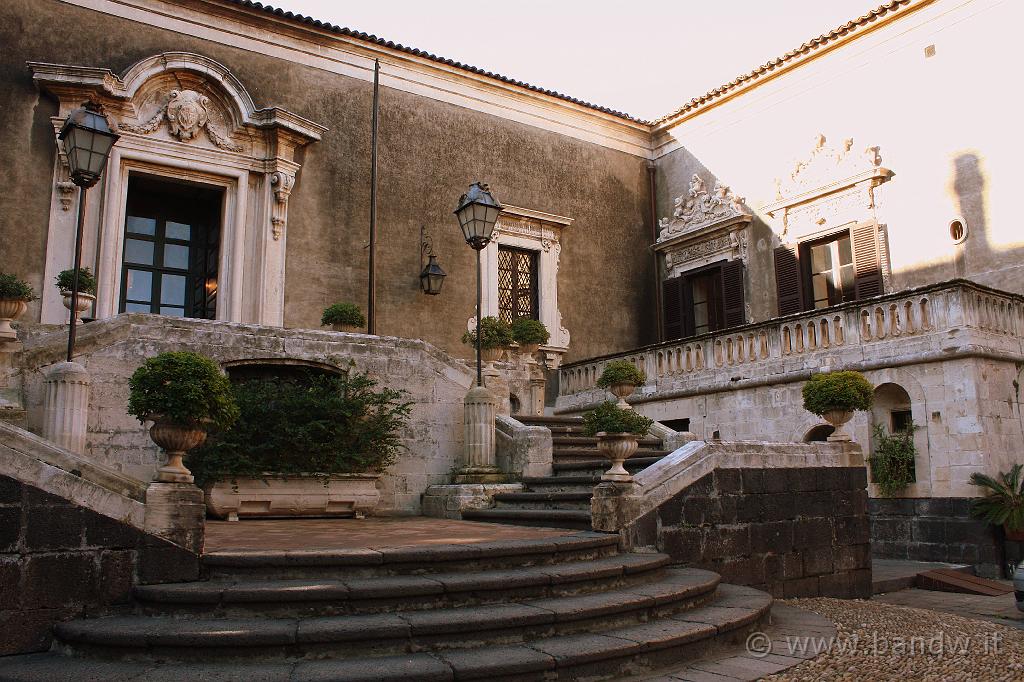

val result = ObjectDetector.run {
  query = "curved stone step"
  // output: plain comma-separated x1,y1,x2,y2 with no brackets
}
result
461,508,593,530
552,449,671,461
521,475,601,493
553,456,665,473
553,436,663,448
492,491,593,511
135,553,672,617
54,568,722,662
203,531,617,579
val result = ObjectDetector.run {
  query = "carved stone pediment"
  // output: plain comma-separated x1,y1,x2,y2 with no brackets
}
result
120,89,241,152
657,173,751,243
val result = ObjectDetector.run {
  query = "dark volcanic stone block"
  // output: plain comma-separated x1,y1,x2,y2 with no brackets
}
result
911,518,946,544
23,552,94,610
793,518,833,549
869,498,915,516
98,550,136,606
84,513,141,549
750,520,794,555
661,527,703,560
783,576,819,598
0,506,22,552
786,468,818,492
702,526,750,561
0,477,22,504
741,469,766,495
138,543,200,585
802,548,834,577
26,505,84,551
763,469,789,494
870,517,911,543
715,469,742,494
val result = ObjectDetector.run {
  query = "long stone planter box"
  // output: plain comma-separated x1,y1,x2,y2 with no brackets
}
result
205,474,380,521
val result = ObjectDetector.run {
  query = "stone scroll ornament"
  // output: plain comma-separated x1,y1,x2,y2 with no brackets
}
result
120,89,243,152
657,173,749,242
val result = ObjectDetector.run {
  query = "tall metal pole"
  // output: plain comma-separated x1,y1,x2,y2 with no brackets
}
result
475,248,483,387
66,186,88,363
367,58,380,335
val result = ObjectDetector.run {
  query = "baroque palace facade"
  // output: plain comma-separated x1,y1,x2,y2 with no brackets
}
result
2,0,1022,573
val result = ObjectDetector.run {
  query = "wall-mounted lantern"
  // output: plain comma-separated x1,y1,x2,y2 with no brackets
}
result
419,225,446,295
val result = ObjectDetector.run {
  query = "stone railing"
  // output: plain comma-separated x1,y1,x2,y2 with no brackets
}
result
558,279,1024,410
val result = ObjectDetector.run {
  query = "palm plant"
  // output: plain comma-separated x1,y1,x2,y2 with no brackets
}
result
969,464,1024,532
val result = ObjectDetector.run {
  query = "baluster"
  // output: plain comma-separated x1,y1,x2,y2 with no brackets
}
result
860,310,872,340
834,315,845,345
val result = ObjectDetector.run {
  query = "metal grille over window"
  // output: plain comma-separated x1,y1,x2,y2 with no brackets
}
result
497,246,538,324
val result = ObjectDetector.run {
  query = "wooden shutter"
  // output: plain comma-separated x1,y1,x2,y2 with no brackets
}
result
662,276,683,341
720,260,746,328
851,222,883,300
774,245,804,316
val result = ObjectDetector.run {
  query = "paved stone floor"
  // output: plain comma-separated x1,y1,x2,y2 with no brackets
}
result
875,586,1023,630
204,516,570,552
872,558,969,594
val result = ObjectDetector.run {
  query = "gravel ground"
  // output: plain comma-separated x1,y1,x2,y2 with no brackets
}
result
761,597,1024,681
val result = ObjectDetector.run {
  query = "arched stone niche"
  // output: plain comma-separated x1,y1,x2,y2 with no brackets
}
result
30,52,326,326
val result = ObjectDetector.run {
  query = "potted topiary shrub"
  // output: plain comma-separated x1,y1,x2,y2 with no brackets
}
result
869,424,917,496
0,272,34,340
321,303,366,333
56,267,98,321
801,370,873,442
969,464,1024,542
462,316,513,367
596,360,647,410
127,351,239,484
582,401,654,482
191,367,412,520
510,318,549,357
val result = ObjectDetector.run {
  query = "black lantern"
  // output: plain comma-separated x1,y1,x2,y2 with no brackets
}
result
419,225,447,295
59,101,120,188
453,182,502,250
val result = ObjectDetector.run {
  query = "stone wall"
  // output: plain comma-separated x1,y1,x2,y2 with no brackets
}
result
625,467,871,599
870,498,1003,578
0,474,199,656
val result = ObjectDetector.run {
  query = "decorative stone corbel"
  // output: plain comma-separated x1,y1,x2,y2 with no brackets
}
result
53,135,77,211
270,171,295,241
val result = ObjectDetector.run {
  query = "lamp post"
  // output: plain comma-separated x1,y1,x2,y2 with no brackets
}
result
453,182,502,386
58,101,119,362
419,225,447,296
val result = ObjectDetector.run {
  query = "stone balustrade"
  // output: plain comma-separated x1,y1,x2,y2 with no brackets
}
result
557,279,1024,410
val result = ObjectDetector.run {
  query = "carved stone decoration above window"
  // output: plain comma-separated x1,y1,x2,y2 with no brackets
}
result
657,174,750,243
120,89,242,152
765,133,892,241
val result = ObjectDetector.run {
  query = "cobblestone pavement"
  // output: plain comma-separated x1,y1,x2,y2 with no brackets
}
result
762,597,1024,681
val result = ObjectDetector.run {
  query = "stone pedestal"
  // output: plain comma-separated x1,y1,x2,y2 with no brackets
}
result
422,483,523,519
456,385,505,483
42,361,90,454
145,481,205,553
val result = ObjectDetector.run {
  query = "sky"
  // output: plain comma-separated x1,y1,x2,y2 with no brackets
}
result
267,0,880,120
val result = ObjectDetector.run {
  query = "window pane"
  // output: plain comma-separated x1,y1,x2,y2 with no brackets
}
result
837,236,853,265
163,244,190,270
125,269,152,302
125,302,150,313
160,274,186,306
126,216,156,236
160,306,185,317
124,238,154,265
810,243,832,273
166,222,191,241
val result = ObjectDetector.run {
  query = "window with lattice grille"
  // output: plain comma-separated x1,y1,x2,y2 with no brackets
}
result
497,246,539,324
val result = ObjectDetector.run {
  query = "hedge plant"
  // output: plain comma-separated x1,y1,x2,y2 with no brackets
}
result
969,463,1024,531
0,272,35,301
461,316,513,349
55,267,97,295
127,351,239,429
321,303,366,328
582,401,653,436
869,424,916,497
510,318,550,346
596,360,646,389
801,371,873,416
188,369,412,487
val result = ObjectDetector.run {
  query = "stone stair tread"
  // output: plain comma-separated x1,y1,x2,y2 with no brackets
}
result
461,508,592,529
553,456,665,471
516,416,583,424
552,449,671,459
553,436,662,447
491,491,593,502
522,475,601,486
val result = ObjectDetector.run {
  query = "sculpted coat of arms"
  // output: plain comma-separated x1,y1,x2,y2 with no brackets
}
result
119,88,241,151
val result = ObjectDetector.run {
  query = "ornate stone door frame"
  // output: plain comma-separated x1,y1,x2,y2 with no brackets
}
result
30,52,326,326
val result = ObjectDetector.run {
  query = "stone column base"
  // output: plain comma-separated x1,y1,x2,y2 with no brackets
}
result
42,361,90,454
422,483,524,519
145,482,205,554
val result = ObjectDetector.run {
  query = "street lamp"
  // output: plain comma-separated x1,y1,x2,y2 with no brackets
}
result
454,182,502,386
419,225,447,296
59,101,118,363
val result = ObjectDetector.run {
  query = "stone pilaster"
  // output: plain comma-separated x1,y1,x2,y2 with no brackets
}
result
144,481,205,553
455,385,505,483
42,361,90,454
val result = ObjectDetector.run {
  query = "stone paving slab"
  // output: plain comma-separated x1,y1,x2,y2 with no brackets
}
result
874,586,1024,629
872,558,972,594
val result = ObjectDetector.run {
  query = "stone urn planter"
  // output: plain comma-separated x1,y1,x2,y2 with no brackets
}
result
822,409,855,442
595,432,640,482
331,323,362,333
205,473,381,521
148,415,209,484
607,382,636,410
0,299,28,340
61,290,96,322
517,342,541,361
481,346,505,370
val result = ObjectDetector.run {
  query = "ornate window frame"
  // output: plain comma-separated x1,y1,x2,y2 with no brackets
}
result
30,52,326,326
469,205,573,368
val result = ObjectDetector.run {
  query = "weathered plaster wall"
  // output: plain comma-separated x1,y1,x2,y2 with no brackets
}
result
0,0,654,363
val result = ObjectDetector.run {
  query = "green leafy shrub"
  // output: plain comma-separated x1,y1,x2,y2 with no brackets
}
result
969,464,1024,531
461,316,513,349
510,318,550,345
869,424,916,497
321,303,366,328
188,369,412,487
127,351,239,429
55,267,97,295
0,272,35,301
596,360,646,389
582,401,653,436
801,371,873,416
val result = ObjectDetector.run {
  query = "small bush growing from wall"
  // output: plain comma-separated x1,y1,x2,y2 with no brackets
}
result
321,303,366,328
188,368,412,487
596,360,646,389
461,316,513,349
869,424,917,496
510,318,550,345
0,272,35,301
801,371,873,416
55,267,97,295
582,401,653,436
127,351,239,429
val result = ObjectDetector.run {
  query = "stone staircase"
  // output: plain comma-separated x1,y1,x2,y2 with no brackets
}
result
463,415,672,530
0,531,771,681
